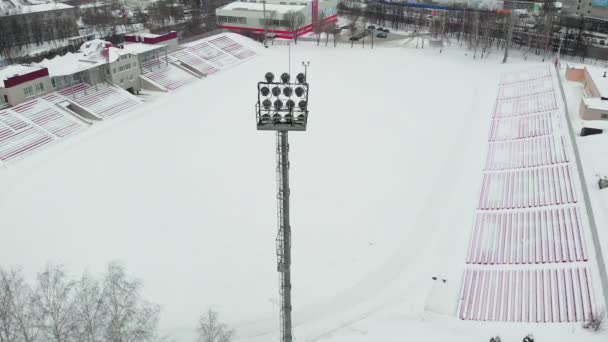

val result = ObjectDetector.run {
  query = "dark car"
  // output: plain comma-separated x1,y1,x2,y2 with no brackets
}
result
378,27,384,31
349,36,360,41
377,32,387,38
341,24,353,30
382,28,390,33
367,25,376,30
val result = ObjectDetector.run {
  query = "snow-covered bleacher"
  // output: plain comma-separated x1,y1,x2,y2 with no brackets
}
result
59,83,142,118
142,58,198,91
0,108,54,162
459,65,599,323
169,50,219,76
12,98,85,138
207,35,257,60
459,267,595,322
184,40,238,68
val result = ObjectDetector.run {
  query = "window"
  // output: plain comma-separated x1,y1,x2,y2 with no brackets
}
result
51,78,56,88
34,82,45,94
24,86,34,98
113,68,116,74
120,78,124,84
3,95,7,103
602,114,608,119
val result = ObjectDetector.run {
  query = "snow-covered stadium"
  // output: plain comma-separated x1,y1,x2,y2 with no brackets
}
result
0,30,607,342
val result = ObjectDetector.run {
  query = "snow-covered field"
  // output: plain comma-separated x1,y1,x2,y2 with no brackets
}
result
1,36,606,341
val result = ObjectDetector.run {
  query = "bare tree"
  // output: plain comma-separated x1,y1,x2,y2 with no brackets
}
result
102,263,160,342
196,310,233,342
74,273,106,342
283,11,305,44
34,265,78,342
0,268,39,342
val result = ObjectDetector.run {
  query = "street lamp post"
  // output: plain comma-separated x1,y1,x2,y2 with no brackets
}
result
301,61,310,79
255,71,310,342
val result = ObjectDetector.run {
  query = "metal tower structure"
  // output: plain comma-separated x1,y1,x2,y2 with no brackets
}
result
255,71,310,342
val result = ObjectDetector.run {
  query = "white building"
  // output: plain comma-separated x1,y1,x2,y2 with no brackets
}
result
0,64,52,107
216,0,338,39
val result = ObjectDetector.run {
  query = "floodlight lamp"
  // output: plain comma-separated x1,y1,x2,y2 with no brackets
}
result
296,73,305,84
281,72,290,83
296,113,305,121
261,86,270,96
274,99,283,110
272,86,281,96
272,112,281,122
265,72,275,83
283,87,293,97
294,86,304,97
285,112,293,120
262,99,272,109
286,99,295,110
298,100,307,110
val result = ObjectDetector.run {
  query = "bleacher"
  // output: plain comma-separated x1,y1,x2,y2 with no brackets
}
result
0,109,54,162
207,35,257,60
184,41,238,68
12,98,85,138
59,83,142,118
169,50,219,76
459,267,595,322
142,58,198,91
459,65,599,323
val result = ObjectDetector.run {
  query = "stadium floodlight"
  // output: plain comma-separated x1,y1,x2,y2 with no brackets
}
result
256,71,309,131
255,71,310,342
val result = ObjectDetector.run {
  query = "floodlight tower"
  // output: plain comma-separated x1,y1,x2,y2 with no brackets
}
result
255,71,309,342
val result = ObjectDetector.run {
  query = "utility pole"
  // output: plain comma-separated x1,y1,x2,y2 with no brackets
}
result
263,0,268,47
503,0,518,63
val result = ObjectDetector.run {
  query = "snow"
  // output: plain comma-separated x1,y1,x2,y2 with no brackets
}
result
0,2,72,15
0,33,607,342
36,52,104,77
582,97,608,110
586,66,608,98
220,1,306,14
0,64,45,87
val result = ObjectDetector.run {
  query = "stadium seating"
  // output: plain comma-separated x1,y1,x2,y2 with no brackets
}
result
207,35,257,60
0,109,54,162
12,98,85,138
459,65,599,323
142,58,198,91
59,83,142,117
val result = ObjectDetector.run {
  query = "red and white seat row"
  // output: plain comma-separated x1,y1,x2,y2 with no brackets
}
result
142,59,198,91
185,41,238,68
494,92,558,118
497,76,554,100
500,65,552,85
11,98,85,138
0,110,53,162
488,111,560,141
479,165,578,210
458,267,596,323
466,207,589,265
485,135,569,170
169,50,219,76
60,83,141,118
207,35,256,60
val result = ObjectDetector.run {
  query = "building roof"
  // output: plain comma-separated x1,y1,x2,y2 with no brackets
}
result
586,66,608,98
220,1,306,14
1,2,73,16
0,64,45,87
36,52,104,77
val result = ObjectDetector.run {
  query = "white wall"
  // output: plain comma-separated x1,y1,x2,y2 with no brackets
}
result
109,54,141,92
4,76,53,106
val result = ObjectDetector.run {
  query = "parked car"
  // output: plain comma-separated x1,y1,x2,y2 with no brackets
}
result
341,24,353,30
378,27,384,31
367,25,376,30
382,28,390,33
377,32,387,38
349,36,360,41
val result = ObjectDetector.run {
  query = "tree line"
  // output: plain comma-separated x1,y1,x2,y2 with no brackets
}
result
0,263,234,342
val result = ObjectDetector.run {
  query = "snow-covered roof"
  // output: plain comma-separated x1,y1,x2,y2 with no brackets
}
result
121,43,164,54
585,66,608,98
35,52,104,77
220,1,306,14
1,2,73,16
0,64,45,86
583,97,608,111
